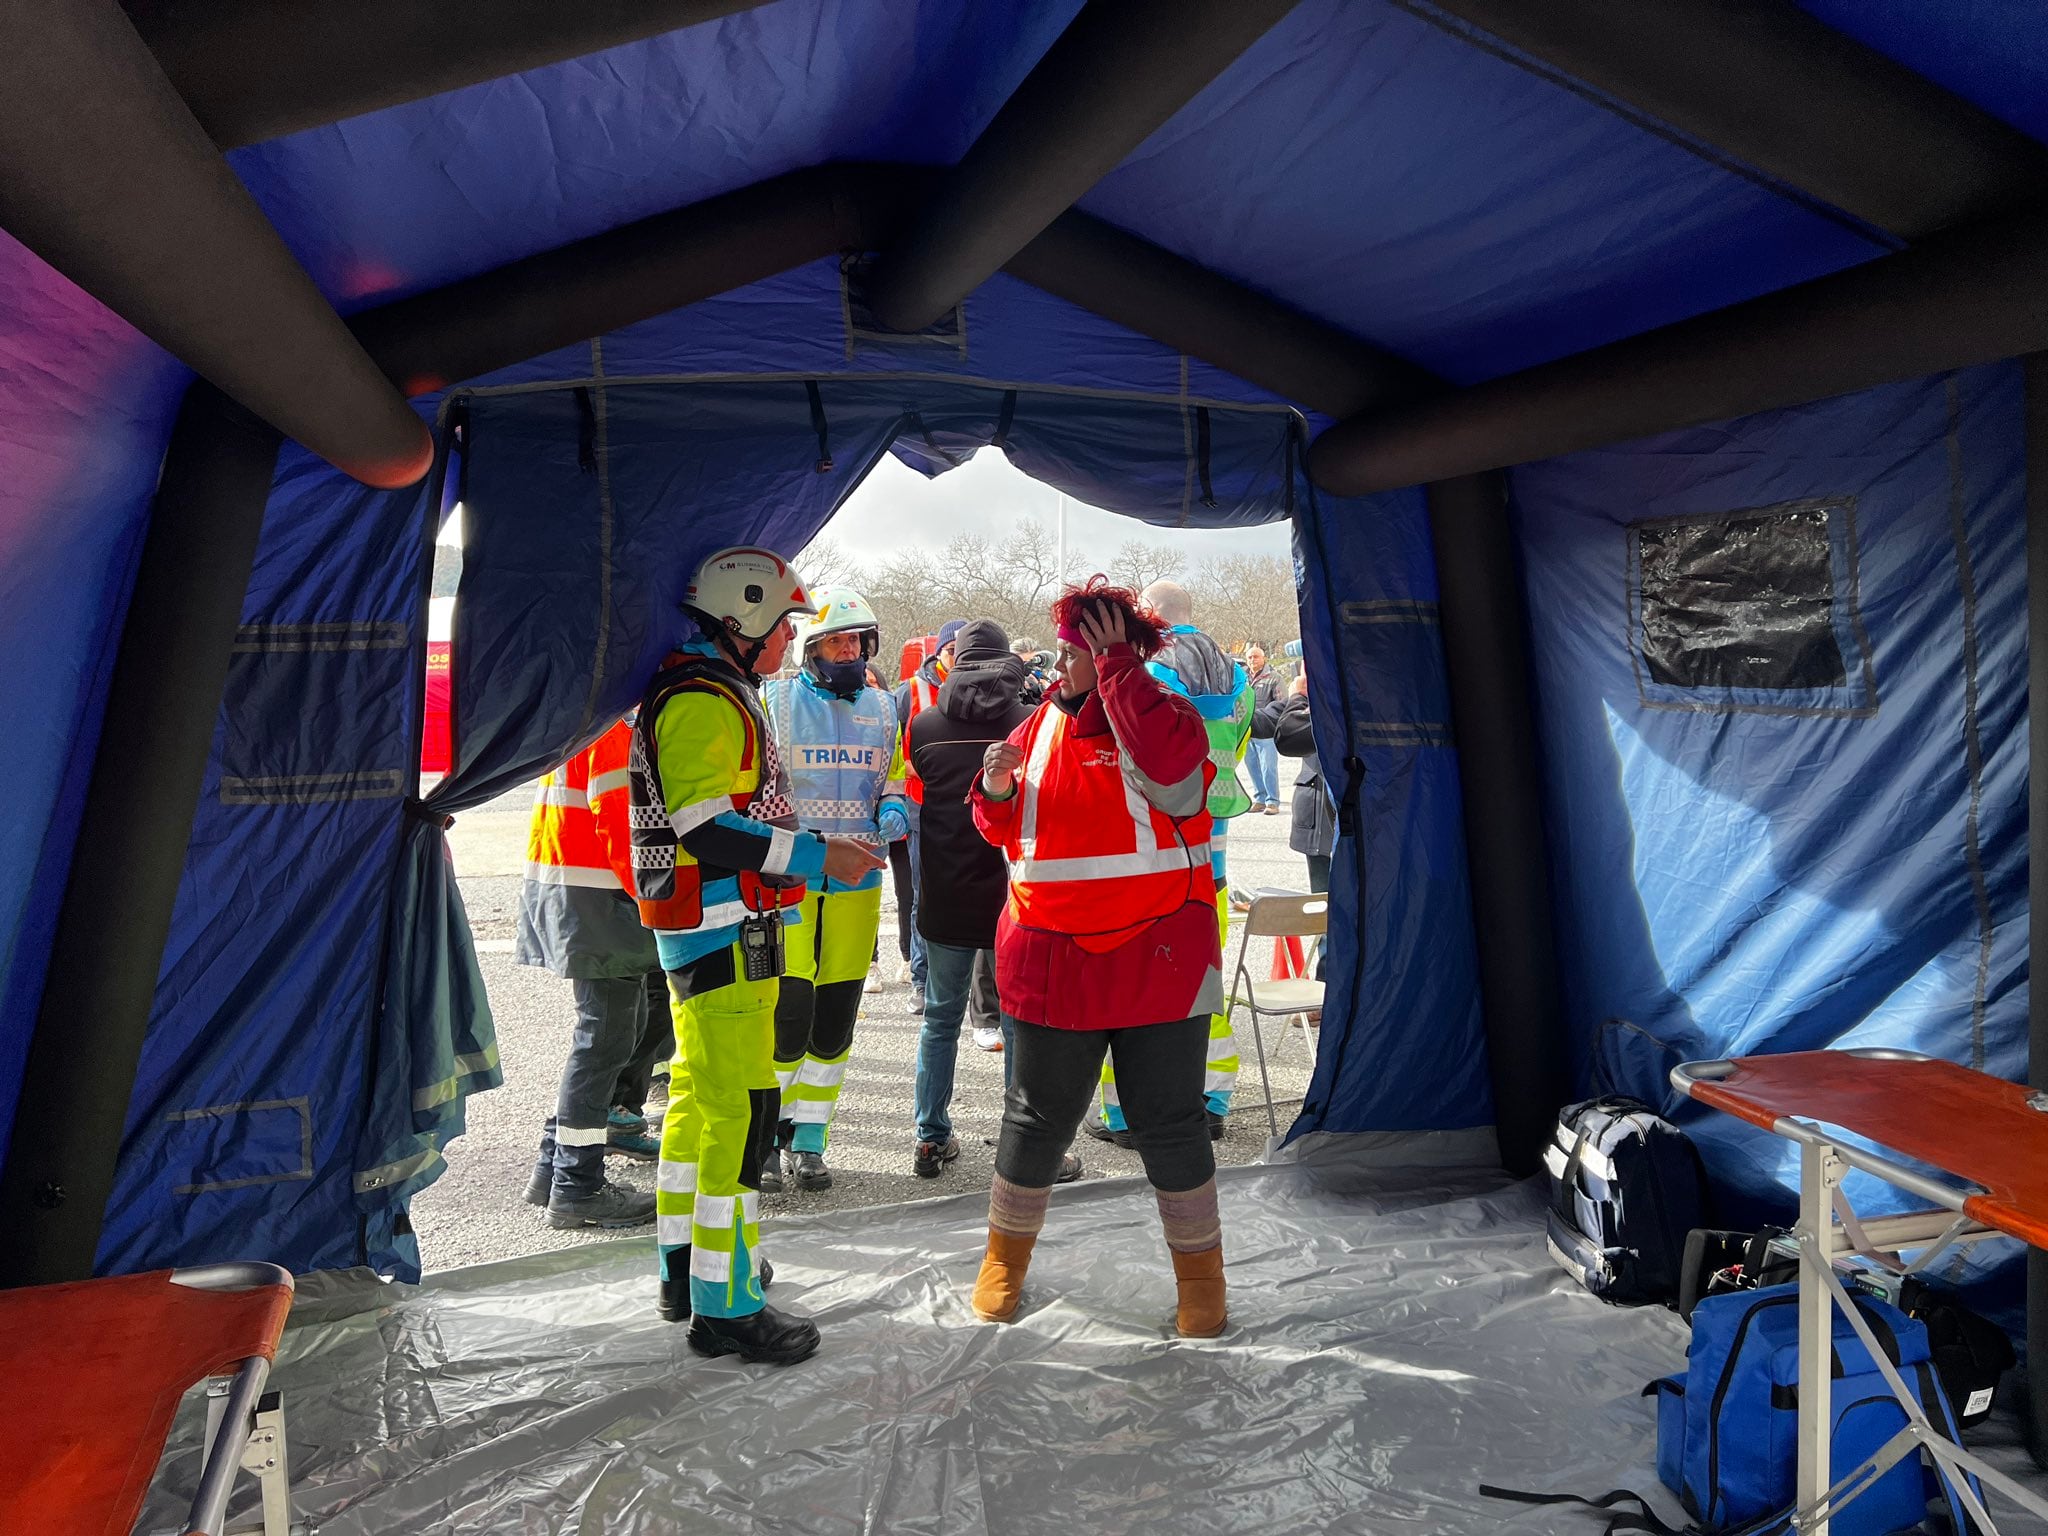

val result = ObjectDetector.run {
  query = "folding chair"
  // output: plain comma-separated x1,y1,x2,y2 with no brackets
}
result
1224,889,1328,1139
0,1260,295,1536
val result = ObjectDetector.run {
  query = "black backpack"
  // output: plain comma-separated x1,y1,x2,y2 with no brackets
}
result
1545,1094,1711,1307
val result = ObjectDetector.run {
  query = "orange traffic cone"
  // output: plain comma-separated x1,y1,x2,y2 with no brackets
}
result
1270,934,1307,981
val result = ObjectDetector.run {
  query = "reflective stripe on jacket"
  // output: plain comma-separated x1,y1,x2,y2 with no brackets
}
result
524,720,634,891
999,698,1216,952
515,720,657,977
899,671,940,804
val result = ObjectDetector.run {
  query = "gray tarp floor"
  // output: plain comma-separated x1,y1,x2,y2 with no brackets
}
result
136,1157,2048,1535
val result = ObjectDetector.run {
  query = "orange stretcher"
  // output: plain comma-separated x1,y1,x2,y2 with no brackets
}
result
0,1261,294,1536
1674,1049,2048,1536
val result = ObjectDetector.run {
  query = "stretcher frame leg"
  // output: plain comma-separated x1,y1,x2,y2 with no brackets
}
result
1796,1140,1835,1533
196,1367,292,1536
1791,1134,2048,1536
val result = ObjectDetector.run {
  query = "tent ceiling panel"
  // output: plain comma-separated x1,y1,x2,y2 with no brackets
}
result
224,0,1081,312
1397,0,2048,241
1078,0,1896,384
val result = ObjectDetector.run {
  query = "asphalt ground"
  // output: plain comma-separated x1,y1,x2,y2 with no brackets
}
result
411,758,1319,1273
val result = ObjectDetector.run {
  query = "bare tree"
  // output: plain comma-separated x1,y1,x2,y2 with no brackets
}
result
1188,553,1302,654
794,534,861,594
1110,537,1187,593
804,498,1297,679
1003,521,1070,616
861,547,948,660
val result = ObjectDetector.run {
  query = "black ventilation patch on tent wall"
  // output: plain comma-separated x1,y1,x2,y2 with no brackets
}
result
839,254,967,359
1627,500,1877,717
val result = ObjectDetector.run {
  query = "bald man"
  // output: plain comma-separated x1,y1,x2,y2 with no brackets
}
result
1085,581,1253,1146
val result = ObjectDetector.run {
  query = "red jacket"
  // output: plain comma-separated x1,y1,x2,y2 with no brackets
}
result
973,646,1219,1029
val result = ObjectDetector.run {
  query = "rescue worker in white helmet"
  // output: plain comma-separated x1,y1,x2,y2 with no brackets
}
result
759,588,910,1191
628,548,886,1364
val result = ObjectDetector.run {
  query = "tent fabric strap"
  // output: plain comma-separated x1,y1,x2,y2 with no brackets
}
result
806,380,833,472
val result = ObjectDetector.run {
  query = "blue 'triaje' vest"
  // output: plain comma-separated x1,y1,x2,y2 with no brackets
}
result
765,672,900,890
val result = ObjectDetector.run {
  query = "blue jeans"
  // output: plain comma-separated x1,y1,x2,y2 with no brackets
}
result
914,941,1011,1143
1246,736,1279,806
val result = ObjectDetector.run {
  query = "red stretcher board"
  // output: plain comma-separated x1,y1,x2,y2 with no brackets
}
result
0,1268,291,1534
1684,1051,2048,1249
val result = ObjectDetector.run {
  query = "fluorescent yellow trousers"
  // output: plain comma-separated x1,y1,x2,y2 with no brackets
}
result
656,944,778,1318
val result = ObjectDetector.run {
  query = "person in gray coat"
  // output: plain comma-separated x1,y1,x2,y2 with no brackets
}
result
1254,672,1336,891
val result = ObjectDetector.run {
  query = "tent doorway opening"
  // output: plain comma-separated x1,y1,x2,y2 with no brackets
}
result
410,387,1328,1275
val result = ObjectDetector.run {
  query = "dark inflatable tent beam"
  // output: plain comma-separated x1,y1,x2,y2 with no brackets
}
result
1402,0,2048,242
349,162,1440,422
1309,201,2048,496
1427,473,1569,1177
864,0,1303,334
127,0,773,151
1008,211,1437,419
354,165,929,396
0,0,431,489
2027,353,2048,1469
0,387,283,1288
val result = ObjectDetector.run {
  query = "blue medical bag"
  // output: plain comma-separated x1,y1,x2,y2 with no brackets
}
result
1653,1283,1978,1534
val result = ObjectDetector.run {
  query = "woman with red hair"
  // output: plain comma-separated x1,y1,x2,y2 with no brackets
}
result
967,577,1228,1337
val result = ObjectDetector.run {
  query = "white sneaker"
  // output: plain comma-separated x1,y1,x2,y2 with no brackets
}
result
973,1026,1004,1052
894,959,912,985
866,964,886,991
905,988,926,1016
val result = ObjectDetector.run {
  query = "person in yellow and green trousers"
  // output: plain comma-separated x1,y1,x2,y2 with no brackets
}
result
760,588,909,1192
1086,581,1253,1148
627,547,886,1365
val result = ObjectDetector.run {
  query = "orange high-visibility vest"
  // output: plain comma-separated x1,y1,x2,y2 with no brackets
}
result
901,672,940,805
998,704,1215,950
526,720,636,892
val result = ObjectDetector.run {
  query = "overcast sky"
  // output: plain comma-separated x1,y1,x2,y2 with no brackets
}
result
817,447,1293,570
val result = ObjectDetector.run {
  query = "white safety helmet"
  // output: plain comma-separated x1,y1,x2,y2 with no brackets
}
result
683,547,818,642
795,587,882,661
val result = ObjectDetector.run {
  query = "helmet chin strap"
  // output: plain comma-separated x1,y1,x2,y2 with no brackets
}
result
718,628,771,678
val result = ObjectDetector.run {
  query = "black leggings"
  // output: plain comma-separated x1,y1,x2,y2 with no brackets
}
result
995,1014,1214,1192
888,838,915,961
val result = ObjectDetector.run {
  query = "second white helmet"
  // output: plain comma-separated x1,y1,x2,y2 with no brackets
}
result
796,587,881,660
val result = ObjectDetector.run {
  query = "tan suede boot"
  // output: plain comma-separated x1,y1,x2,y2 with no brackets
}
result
1170,1245,1227,1338
971,1228,1038,1322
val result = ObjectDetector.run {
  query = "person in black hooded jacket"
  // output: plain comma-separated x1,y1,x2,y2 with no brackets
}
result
905,618,1080,1183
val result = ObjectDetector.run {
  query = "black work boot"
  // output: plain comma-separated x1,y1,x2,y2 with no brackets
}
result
784,1148,832,1191
687,1302,819,1365
523,1163,553,1207
547,1181,656,1229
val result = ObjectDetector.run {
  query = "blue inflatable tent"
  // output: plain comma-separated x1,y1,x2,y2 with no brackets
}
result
0,0,2042,1377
